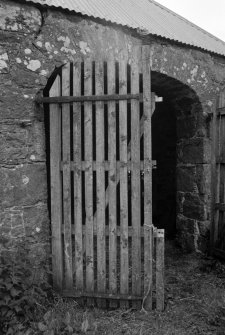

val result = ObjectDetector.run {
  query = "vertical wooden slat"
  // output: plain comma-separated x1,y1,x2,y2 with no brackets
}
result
142,225,153,311
216,93,225,247
73,62,83,292
142,45,153,310
156,229,165,311
219,93,225,249
131,47,141,309
95,60,106,307
220,115,225,247
119,55,129,308
50,75,63,291
108,56,117,308
62,64,73,289
214,165,220,244
214,112,222,245
210,97,217,251
84,60,94,305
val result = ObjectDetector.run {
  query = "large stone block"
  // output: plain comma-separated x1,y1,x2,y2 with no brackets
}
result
176,115,197,140
0,120,46,164
177,164,211,198
0,208,25,249
10,66,43,88
0,83,36,119
23,202,49,241
177,137,211,164
29,120,46,162
176,214,198,252
176,215,210,253
182,192,207,221
0,123,30,163
177,166,198,193
176,214,198,235
0,0,41,33
196,164,211,196
197,220,210,237
0,163,47,209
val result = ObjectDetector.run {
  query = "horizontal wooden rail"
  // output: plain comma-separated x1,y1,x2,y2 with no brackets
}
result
60,160,157,171
63,291,143,301
216,156,225,164
217,106,225,116
36,94,143,104
61,225,158,238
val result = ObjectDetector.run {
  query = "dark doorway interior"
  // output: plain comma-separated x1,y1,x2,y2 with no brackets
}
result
152,98,177,238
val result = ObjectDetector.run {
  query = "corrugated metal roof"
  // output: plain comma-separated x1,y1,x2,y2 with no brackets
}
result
25,0,225,56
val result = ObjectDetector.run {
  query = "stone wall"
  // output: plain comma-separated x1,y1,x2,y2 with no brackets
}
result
173,90,211,252
1,0,225,270
0,0,50,275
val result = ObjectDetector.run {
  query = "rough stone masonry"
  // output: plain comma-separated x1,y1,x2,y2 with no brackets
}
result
1,0,225,274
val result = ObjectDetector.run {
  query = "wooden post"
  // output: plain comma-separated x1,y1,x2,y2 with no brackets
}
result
84,60,94,306
108,56,118,309
131,47,141,309
142,225,153,311
142,45,153,311
210,96,218,251
95,60,106,308
62,64,73,289
50,75,63,291
119,56,129,308
156,229,165,311
73,61,83,293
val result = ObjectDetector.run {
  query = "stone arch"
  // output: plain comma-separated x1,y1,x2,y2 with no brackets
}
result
151,70,211,251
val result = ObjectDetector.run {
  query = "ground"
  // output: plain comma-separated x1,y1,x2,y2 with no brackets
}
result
23,241,225,335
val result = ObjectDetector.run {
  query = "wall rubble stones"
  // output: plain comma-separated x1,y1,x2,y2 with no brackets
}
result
1,0,225,269
0,0,42,33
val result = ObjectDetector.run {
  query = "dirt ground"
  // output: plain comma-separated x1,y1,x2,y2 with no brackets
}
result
35,241,225,335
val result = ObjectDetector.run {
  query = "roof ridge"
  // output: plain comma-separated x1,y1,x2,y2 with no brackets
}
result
148,0,225,46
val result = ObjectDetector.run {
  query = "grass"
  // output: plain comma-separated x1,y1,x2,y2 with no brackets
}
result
4,241,225,335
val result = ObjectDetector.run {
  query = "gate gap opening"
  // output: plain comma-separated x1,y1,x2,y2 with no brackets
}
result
151,71,203,241
152,97,176,238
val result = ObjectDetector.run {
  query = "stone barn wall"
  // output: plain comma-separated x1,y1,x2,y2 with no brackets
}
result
1,0,225,272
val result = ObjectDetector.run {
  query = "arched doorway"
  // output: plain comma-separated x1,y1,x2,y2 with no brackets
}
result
151,71,206,250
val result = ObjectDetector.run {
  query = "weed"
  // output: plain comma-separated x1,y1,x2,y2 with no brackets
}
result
0,238,51,334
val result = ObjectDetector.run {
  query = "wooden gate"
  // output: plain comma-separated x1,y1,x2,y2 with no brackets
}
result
38,46,164,310
211,90,225,259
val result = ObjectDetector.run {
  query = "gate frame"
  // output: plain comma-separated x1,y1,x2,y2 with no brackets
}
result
36,46,165,310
